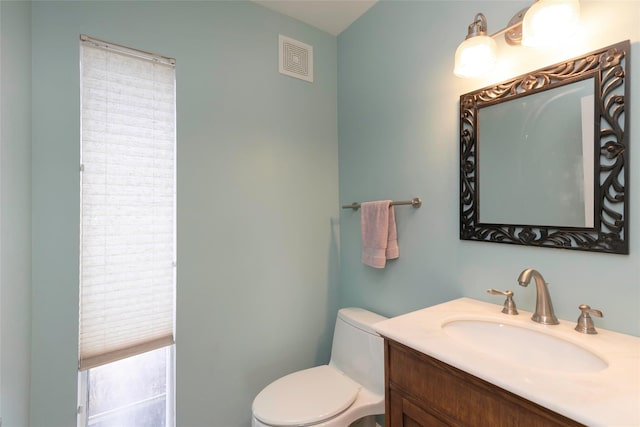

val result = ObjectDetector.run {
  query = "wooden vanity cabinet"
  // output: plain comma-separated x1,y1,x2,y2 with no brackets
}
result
384,338,585,427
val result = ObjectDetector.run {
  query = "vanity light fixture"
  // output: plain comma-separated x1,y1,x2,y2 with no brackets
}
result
453,13,498,78
453,0,581,78
522,0,581,47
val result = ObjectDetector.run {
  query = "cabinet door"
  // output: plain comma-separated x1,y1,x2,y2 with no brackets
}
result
385,339,585,427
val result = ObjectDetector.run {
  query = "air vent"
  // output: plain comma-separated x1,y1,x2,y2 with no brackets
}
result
279,35,313,83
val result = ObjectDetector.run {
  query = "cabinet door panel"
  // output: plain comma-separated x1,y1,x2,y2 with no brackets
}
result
402,397,449,427
389,390,449,427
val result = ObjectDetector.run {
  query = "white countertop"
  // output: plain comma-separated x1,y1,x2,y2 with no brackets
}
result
373,298,640,427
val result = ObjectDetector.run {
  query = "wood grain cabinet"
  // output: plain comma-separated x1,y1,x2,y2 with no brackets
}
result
384,339,585,427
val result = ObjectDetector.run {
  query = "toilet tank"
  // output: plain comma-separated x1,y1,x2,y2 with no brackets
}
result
329,308,387,396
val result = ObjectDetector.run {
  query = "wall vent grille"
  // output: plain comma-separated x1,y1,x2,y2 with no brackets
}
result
279,35,313,83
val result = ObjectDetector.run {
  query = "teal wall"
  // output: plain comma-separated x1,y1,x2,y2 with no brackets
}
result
30,1,338,426
5,1,640,426
338,1,640,336
0,1,32,426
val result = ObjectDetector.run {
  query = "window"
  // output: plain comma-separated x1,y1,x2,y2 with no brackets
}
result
78,347,173,427
78,35,176,427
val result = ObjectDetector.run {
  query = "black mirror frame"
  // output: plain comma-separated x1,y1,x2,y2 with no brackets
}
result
460,40,630,254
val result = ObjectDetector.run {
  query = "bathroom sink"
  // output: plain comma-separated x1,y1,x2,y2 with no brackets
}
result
442,319,608,373
373,297,640,426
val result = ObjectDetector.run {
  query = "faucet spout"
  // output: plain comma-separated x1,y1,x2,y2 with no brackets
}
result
517,268,559,325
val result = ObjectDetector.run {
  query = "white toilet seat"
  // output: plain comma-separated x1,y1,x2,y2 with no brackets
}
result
252,365,361,426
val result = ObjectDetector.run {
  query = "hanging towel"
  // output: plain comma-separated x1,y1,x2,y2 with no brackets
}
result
361,200,399,268
386,206,399,260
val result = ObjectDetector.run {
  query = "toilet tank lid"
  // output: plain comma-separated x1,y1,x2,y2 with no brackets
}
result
337,308,387,335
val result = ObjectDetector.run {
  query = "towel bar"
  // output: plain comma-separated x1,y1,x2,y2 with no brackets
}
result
342,197,422,211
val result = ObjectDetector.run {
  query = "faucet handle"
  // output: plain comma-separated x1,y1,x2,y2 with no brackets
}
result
575,304,604,334
487,289,519,315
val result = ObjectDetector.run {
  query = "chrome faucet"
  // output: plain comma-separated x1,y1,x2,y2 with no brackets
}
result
517,268,559,325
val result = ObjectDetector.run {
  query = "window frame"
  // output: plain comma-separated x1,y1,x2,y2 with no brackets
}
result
77,34,177,427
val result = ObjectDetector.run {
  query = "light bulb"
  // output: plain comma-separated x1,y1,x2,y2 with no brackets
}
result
454,35,498,77
522,0,581,47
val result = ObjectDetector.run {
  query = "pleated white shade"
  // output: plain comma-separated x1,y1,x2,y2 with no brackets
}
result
79,37,176,370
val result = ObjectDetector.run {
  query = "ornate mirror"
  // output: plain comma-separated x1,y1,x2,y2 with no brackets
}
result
460,40,629,254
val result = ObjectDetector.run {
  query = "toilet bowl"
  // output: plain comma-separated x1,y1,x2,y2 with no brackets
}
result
252,308,387,427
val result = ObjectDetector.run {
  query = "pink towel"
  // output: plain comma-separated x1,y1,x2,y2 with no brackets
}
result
361,200,399,268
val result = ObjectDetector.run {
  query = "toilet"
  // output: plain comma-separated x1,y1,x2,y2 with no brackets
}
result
252,307,388,427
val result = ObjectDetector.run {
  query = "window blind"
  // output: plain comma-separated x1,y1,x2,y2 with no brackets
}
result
79,35,176,371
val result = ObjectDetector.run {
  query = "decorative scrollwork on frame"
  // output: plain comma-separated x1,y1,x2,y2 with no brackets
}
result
459,41,630,254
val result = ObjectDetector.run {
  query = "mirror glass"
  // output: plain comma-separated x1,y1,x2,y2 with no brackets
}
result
460,40,629,254
478,78,594,227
